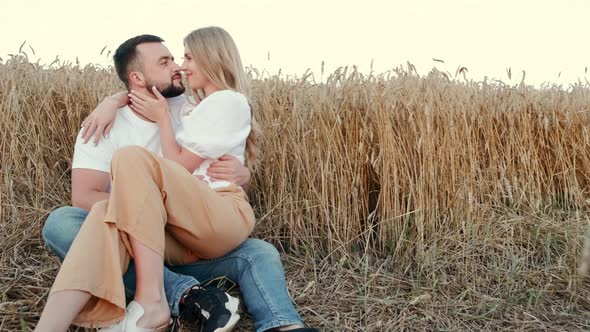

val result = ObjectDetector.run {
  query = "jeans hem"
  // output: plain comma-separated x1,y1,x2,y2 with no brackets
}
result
256,318,306,332
170,278,200,317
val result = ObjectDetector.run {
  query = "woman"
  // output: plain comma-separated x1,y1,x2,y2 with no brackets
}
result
35,26,258,332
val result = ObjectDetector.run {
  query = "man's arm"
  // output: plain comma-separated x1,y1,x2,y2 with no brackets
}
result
71,169,111,211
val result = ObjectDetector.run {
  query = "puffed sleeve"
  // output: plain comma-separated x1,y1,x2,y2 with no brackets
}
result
176,91,251,159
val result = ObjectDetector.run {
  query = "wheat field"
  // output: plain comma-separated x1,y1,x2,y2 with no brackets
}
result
1,54,590,331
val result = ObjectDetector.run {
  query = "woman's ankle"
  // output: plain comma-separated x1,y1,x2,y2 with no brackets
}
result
134,285,167,304
132,298,170,329
135,292,164,302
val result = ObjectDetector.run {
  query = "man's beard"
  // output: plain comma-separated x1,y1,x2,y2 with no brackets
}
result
149,79,186,98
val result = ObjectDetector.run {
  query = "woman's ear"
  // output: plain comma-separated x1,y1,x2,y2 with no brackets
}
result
129,71,146,88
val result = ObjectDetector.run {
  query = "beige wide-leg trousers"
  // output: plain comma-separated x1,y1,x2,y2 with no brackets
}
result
49,146,256,328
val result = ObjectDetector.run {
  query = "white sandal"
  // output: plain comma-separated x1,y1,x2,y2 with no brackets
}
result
124,301,172,332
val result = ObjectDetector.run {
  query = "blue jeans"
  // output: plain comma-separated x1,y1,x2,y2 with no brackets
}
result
43,206,304,332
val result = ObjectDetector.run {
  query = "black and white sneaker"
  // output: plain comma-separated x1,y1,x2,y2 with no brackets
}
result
180,285,240,332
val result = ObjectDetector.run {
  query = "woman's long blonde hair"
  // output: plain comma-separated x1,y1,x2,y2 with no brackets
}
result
184,26,260,167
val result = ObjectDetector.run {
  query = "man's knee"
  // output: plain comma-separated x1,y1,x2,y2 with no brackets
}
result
42,206,88,258
238,238,282,265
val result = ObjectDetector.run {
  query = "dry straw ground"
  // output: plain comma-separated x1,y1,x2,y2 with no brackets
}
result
1,54,590,331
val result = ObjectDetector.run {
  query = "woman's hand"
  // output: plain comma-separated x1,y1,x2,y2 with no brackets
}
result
129,87,169,123
207,155,251,187
81,91,129,144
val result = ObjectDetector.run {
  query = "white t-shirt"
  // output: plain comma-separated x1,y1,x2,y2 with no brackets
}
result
176,90,251,189
72,90,251,190
72,95,187,173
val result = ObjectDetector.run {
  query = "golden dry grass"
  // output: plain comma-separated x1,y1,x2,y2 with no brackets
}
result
1,54,590,331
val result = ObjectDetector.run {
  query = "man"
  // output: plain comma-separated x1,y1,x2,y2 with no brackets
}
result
42,34,317,332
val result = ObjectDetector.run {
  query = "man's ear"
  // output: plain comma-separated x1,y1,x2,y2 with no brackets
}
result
129,71,146,88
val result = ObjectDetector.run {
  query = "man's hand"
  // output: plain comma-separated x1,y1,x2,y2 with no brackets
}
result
208,155,251,189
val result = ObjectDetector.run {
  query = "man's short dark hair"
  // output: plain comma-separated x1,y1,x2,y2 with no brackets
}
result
113,34,164,89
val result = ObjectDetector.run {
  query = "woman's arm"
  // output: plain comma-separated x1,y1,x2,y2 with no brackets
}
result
157,112,205,172
129,87,204,173
81,91,129,144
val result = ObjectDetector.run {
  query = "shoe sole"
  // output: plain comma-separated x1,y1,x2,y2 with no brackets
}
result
212,313,240,332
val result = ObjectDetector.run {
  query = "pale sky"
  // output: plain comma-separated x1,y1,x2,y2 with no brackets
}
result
1,0,588,86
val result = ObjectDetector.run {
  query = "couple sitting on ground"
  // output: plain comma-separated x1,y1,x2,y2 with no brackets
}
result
35,26,318,332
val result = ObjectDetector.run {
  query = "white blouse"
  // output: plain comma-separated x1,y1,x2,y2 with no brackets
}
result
175,90,251,189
